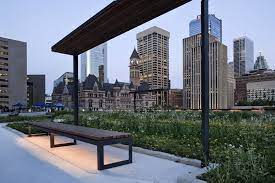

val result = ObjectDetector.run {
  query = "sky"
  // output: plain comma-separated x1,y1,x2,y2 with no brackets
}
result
1,0,275,94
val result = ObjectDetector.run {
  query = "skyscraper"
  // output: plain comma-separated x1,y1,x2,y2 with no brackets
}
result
54,72,73,87
0,37,27,109
189,14,222,42
98,65,104,83
136,26,170,89
254,52,268,70
137,26,170,106
227,62,235,107
81,42,107,82
233,36,254,77
27,75,45,106
183,34,229,109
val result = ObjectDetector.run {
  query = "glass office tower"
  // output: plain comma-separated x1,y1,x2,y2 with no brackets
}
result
233,37,254,77
189,14,222,42
81,42,107,82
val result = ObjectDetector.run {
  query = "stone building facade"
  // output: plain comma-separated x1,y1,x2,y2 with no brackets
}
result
52,74,156,111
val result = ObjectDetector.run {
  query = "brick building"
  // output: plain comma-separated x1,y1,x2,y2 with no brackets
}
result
235,69,275,103
168,89,183,109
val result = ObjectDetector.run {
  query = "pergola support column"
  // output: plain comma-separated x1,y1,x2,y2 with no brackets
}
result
201,0,209,167
73,55,79,126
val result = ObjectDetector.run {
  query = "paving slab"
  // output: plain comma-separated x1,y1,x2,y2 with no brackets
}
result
0,124,206,183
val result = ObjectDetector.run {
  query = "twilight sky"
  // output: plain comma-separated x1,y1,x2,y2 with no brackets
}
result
1,0,274,94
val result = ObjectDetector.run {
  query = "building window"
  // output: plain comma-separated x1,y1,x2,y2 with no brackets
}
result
0,73,7,76
89,100,93,108
0,68,8,71
0,51,8,56
0,46,8,50
0,57,8,61
0,79,8,82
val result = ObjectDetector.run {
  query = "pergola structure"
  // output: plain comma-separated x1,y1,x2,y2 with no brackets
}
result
52,0,210,166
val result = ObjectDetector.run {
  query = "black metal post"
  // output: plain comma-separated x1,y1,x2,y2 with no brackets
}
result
201,0,209,167
73,55,79,126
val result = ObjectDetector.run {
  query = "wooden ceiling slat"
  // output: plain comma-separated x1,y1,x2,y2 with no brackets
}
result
63,0,143,54
52,0,192,55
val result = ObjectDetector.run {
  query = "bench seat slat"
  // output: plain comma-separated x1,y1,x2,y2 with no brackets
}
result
28,122,130,141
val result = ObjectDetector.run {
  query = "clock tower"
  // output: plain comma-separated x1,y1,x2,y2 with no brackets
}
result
129,48,140,87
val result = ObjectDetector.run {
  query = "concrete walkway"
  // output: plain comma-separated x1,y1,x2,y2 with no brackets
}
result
0,123,206,183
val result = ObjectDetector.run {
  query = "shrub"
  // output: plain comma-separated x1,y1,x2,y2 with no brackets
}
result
0,115,49,123
202,146,275,183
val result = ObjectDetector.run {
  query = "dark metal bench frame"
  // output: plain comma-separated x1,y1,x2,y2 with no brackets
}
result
28,124,133,170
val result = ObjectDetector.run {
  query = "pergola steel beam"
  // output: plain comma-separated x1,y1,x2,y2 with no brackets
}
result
201,0,210,167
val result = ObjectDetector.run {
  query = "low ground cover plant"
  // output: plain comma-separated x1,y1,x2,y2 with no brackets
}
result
7,111,275,182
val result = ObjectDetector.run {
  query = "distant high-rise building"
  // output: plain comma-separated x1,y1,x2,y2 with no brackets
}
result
81,42,107,82
98,65,104,83
183,34,229,109
227,62,235,107
54,72,74,87
137,26,170,106
189,14,222,42
27,75,45,106
129,48,141,87
0,37,27,109
52,72,74,106
233,36,254,77
254,52,268,70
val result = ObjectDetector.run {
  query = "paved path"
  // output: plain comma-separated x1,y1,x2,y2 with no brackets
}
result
0,124,205,183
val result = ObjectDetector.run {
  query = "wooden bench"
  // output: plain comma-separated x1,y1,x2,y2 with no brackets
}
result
27,122,132,170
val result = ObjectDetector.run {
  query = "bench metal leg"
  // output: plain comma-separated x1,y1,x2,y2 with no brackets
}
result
50,133,77,148
97,145,104,170
97,138,133,170
129,138,133,163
